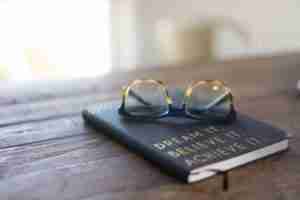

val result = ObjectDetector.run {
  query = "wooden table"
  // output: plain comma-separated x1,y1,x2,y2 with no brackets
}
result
1,52,300,200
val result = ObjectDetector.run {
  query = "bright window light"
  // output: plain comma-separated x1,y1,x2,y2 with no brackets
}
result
0,0,111,81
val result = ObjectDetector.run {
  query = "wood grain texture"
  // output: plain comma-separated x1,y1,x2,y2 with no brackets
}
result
1,52,300,200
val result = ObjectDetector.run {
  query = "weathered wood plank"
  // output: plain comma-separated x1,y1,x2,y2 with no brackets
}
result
0,90,298,151
0,116,297,200
0,134,117,179
1,94,297,166
0,93,119,127
0,79,295,128
0,90,299,152
0,137,298,200
0,135,175,200
0,93,299,187
0,116,88,149
0,52,299,107
237,92,300,138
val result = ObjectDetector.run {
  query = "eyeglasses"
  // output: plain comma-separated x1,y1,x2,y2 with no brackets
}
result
118,79,236,122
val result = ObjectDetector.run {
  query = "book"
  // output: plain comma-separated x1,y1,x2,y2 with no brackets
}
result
82,101,288,183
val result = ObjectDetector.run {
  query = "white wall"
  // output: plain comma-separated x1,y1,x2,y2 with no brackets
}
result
121,0,300,67
0,0,112,80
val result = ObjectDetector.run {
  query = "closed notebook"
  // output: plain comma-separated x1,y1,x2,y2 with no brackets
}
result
82,101,288,183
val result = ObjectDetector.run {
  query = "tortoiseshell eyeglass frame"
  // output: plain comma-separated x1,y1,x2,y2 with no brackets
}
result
118,79,236,123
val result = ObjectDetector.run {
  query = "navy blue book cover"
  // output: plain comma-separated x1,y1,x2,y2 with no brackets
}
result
82,100,288,183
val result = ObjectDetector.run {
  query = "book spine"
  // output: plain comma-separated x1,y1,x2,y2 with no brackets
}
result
82,110,189,182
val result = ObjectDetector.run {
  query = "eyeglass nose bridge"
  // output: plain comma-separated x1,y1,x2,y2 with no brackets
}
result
165,95,173,105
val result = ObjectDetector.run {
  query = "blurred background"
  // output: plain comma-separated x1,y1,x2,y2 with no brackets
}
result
0,0,299,81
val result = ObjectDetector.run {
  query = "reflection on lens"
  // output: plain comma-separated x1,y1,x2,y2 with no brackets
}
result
124,80,169,117
185,81,233,119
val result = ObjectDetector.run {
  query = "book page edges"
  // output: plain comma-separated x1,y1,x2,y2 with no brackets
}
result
188,140,288,183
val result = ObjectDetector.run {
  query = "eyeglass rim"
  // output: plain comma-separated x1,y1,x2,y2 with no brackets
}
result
183,80,232,119
119,79,235,121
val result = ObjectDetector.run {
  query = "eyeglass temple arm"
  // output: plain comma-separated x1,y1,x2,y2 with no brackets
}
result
201,90,232,111
129,89,232,111
128,90,153,106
